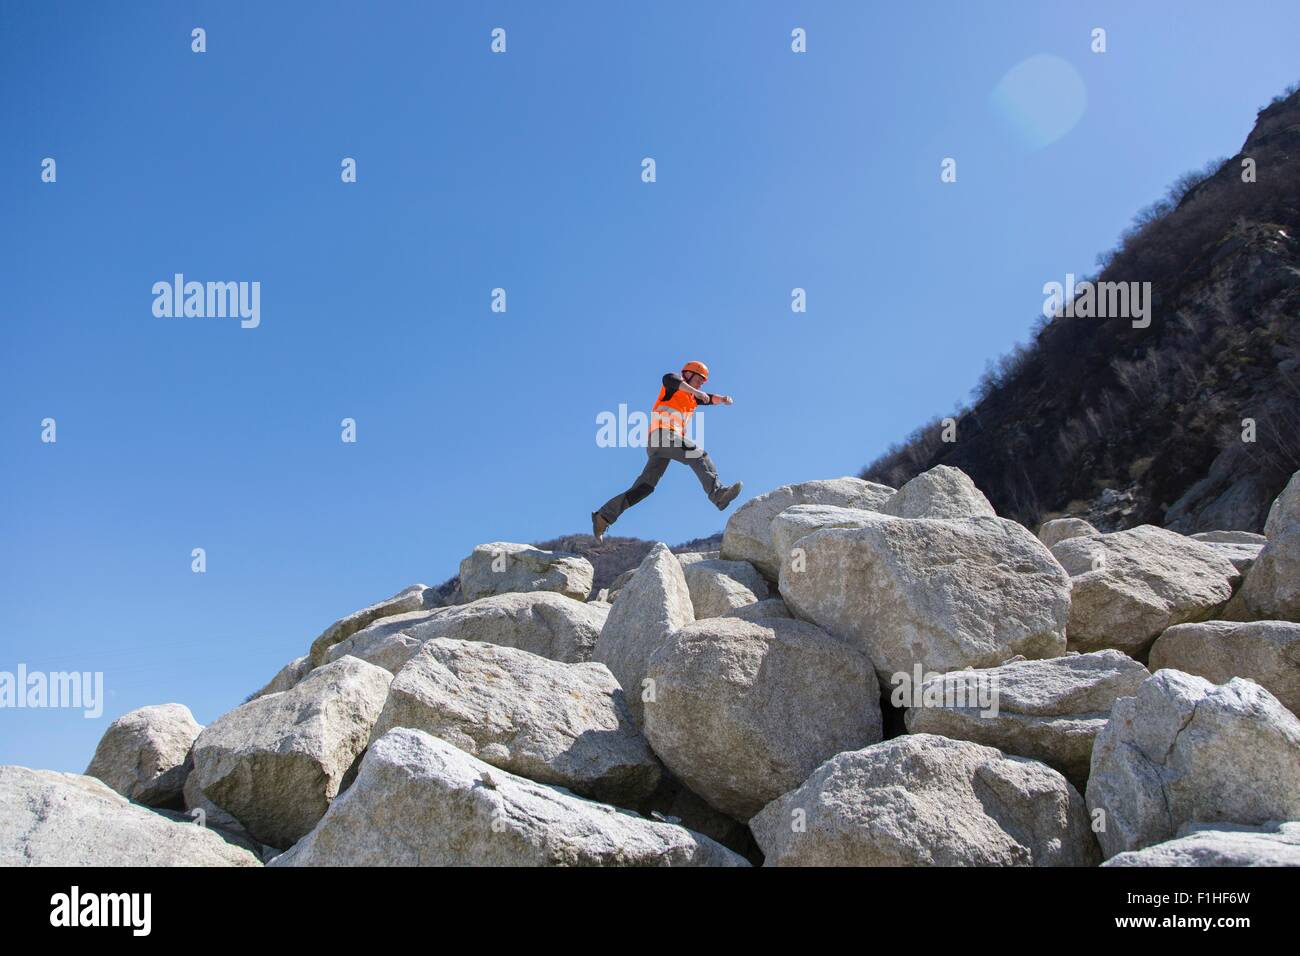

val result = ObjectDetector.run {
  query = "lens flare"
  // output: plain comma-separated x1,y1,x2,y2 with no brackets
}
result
990,54,1087,149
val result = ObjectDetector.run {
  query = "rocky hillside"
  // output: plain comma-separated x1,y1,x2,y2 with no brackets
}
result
4,464,1299,867
864,86,1300,534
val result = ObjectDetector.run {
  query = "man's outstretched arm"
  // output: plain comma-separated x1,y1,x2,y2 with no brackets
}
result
662,372,733,405
665,371,738,405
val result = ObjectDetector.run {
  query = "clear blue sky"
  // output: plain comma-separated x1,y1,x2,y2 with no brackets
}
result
3,1,1297,772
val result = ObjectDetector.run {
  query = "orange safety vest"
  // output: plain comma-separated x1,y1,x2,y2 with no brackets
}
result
650,384,698,435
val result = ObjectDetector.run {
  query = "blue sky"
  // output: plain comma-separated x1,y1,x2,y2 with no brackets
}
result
3,1,1298,772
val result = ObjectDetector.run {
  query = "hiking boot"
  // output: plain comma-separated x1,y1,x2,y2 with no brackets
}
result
714,481,743,511
591,511,611,542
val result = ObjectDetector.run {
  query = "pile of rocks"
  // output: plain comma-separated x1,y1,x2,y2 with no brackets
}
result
5,466,1298,867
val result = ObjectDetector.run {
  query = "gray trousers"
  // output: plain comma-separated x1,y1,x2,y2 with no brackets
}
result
598,428,724,524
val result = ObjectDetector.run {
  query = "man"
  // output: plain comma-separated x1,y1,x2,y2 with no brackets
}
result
592,360,743,541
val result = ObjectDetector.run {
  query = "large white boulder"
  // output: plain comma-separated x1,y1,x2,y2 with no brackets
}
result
330,591,610,671
1237,479,1300,621
251,655,311,699
370,639,661,806
592,544,693,726
1086,669,1300,858
1103,821,1300,867
458,542,593,603
84,703,202,808
1265,470,1300,538
1051,526,1238,655
674,551,721,567
750,735,1098,866
903,650,1150,789
327,627,424,674
642,617,880,819
182,772,263,855
721,477,894,579
768,503,882,580
190,656,393,848
1189,531,1266,575
1037,517,1099,549
306,584,438,667
779,513,1070,682
269,728,748,867
1237,534,1300,621
1191,530,1268,545
881,465,997,520
1201,542,1262,577
719,598,792,622
1149,619,1300,715
0,766,260,866
682,558,769,619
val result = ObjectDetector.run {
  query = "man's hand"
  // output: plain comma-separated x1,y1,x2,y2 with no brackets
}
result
713,394,734,405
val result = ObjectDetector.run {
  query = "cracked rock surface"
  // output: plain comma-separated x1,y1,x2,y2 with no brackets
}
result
1085,669,1300,858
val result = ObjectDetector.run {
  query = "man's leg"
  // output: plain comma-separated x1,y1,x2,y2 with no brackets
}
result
662,433,727,505
595,450,671,527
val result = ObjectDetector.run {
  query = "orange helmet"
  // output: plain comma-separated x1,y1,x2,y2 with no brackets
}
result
682,360,709,382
